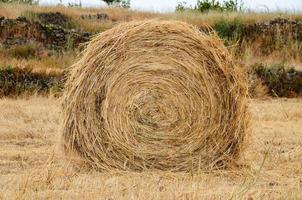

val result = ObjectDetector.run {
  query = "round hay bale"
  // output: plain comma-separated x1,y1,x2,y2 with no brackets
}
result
61,20,249,172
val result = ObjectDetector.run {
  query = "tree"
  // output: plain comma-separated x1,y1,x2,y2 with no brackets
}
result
176,0,243,13
102,0,130,8
195,0,242,12
68,0,82,8
120,0,130,8
175,1,188,12
195,0,221,12
102,0,121,5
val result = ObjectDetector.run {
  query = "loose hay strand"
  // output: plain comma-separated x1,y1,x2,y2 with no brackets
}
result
61,20,249,172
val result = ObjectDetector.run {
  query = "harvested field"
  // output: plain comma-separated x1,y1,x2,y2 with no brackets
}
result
0,3,302,200
0,97,301,199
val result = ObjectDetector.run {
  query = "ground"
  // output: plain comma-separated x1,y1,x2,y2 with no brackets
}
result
0,97,301,199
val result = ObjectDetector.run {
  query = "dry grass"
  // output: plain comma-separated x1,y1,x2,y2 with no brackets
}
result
61,20,248,172
0,97,301,199
0,4,156,32
0,3,155,20
0,50,75,73
1,4,302,32
1,4,301,72
236,40,302,70
165,10,302,27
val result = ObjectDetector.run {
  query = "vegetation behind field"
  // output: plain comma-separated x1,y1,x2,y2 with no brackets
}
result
0,3,302,97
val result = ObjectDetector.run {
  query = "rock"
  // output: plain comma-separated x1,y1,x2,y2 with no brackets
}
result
16,16,28,22
96,13,109,20
241,17,302,48
37,12,72,28
0,16,91,50
80,13,109,21
0,66,64,97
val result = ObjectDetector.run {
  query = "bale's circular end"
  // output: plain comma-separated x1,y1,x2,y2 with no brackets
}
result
61,20,249,172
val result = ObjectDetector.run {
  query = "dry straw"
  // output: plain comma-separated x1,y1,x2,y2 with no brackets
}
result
61,20,249,172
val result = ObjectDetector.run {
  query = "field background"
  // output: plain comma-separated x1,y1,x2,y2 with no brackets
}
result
0,3,302,199
0,98,301,199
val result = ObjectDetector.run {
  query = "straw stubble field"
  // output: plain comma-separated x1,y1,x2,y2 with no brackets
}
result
0,97,301,199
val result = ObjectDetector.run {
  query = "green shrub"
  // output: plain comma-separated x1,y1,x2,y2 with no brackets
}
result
103,0,130,8
67,2,82,7
223,0,242,11
175,1,189,12
120,0,130,8
214,18,243,42
196,0,242,12
195,0,222,12
176,0,243,12
253,63,302,97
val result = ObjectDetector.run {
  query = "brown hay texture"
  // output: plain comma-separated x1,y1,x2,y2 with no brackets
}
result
61,20,249,172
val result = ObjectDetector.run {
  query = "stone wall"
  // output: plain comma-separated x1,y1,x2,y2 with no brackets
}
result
0,15,91,50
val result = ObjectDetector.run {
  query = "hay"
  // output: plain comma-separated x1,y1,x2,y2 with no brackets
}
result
61,20,249,172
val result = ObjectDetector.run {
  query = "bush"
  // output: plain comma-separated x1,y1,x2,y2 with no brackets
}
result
120,0,130,8
176,0,243,12
175,1,189,12
103,0,130,8
175,0,242,12
0,65,63,97
196,0,242,12
195,0,221,12
67,2,82,7
214,18,243,42
253,63,302,97
223,0,242,11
